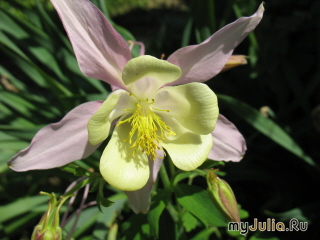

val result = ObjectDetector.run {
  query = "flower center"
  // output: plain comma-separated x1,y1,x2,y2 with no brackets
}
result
117,95,175,160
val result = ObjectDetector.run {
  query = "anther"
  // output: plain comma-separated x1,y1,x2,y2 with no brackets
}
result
151,106,170,112
117,99,175,160
129,92,139,100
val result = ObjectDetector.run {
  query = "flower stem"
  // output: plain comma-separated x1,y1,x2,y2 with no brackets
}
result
167,154,176,178
159,164,171,189
193,168,207,176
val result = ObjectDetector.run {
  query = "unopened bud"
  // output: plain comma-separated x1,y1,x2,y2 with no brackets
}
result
206,170,240,223
221,55,248,72
31,192,72,240
32,225,62,240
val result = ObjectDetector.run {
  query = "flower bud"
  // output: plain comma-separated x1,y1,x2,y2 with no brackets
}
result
32,225,62,240
221,55,248,72
31,192,71,240
206,170,240,223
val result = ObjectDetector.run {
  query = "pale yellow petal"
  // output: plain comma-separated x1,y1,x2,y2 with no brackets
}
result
160,117,213,171
122,55,181,86
87,90,132,145
100,123,150,191
124,55,182,98
154,82,218,135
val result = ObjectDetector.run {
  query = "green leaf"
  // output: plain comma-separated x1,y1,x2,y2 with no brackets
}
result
92,193,126,240
0,195,48,223
147,189,170,238
0,140,29,151
0,30,30,63
0,65,26,91
112,23,140,57
34,0,72,50
175,184,227,227
0,92,36,117
182,211,199,232
0,150,15,173
191,0,216,43
239,207,249,220
96,179,114,211
249,234,280,240
264,207,311,223
218,94,317,168
158,209,178,240
0,48,46,87
4,212,39,235
64,207,100,239
99,195,114,208
0,10,29,39
28,46,68,83
199,159,225,170
173,171,199,186
64,176,98,197
181,17,193,47
0,126,41,142
190,228,215,240
121,214,151,240
0,101,13,117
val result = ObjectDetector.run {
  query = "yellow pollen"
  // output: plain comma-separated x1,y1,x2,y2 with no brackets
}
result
116,98,175,160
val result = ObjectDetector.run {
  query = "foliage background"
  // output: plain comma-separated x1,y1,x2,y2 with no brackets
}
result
0,0,319,239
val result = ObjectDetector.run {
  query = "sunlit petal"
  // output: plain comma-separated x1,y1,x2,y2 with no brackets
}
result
100,123,150,191
167,3,264,85
8,101,103,171
51,0,131,89
161,117,213,171
123,55,181,97
125,151,164,214
208,115,247,162
154,82,218,135
88,90,133,145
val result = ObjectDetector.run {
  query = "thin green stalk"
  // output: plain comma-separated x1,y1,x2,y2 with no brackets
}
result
212,226,223,240
167,154,176,178
159,164,171,189
193,168,206,176
63,177,95,197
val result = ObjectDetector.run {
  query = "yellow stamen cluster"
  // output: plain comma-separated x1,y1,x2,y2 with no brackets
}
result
117,98,175,160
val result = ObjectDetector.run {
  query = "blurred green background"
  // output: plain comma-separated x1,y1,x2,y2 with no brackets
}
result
1,0,319,239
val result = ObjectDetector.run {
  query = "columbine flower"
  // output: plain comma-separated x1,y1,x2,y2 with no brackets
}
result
8,0,264,213
87,55,218,191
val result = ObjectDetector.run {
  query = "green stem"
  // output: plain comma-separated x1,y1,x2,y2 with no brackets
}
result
212,226,223,240
63,177,96,197
60,163,95,177
159,164,171,189
165,202,179,223
173,190,187,238
167,154,176,178
193,168,207,176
